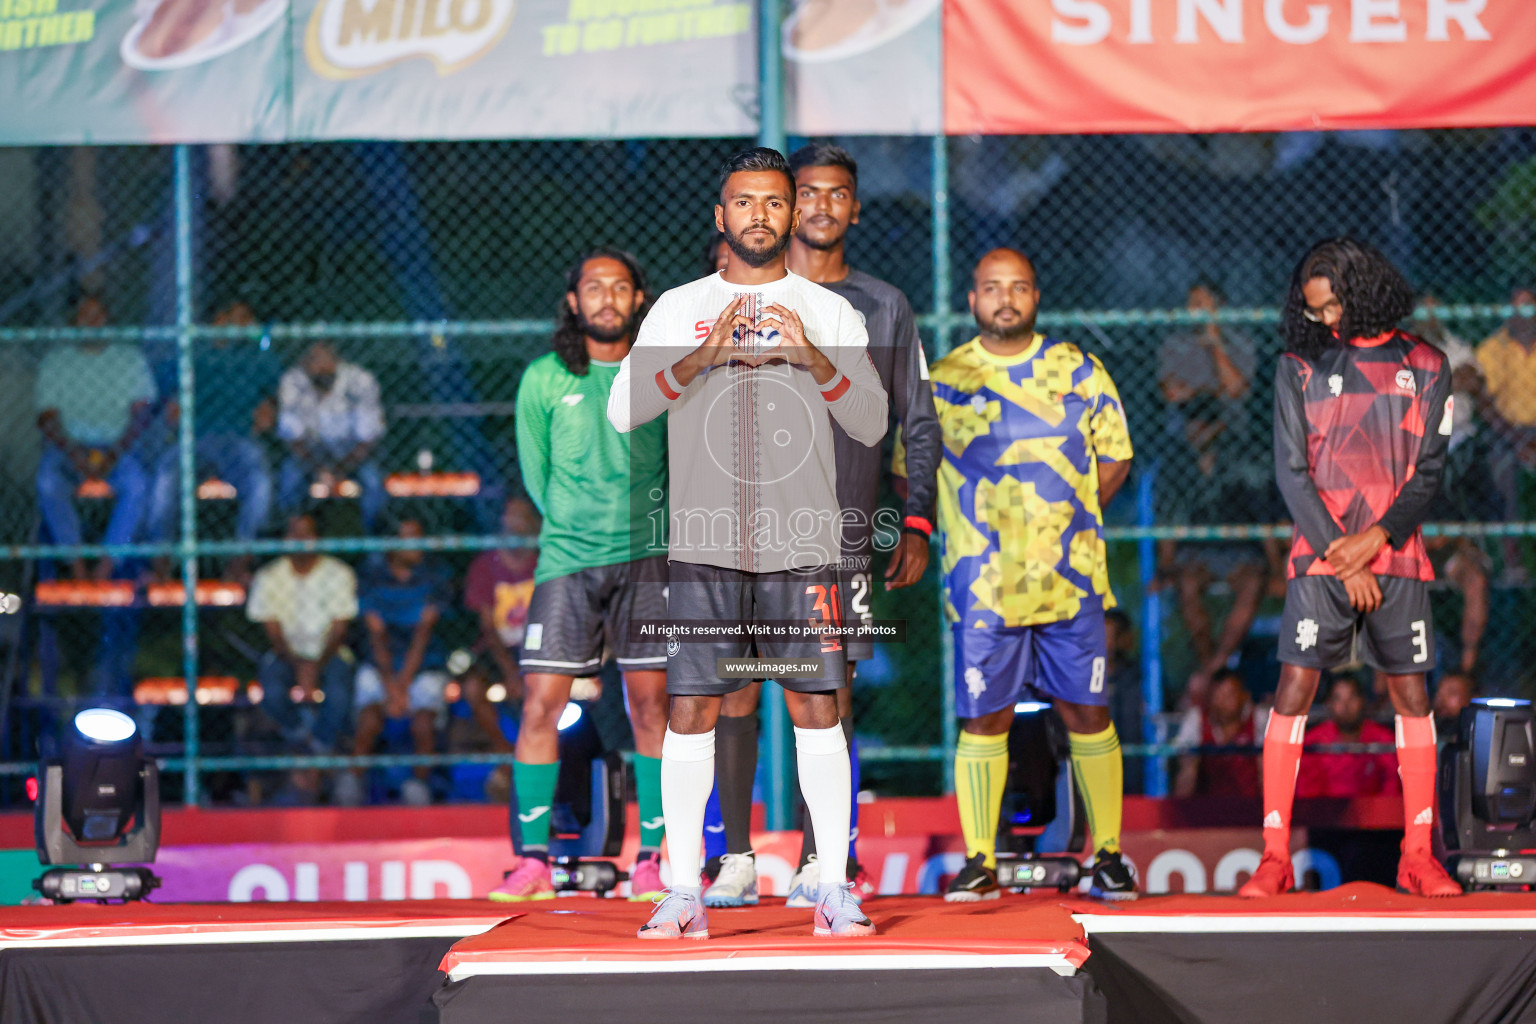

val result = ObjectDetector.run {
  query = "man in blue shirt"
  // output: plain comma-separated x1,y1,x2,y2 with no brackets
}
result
336,517,453,806
148,300,281,580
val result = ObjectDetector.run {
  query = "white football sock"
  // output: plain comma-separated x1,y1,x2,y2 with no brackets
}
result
794,724,850,888
660,728,715,893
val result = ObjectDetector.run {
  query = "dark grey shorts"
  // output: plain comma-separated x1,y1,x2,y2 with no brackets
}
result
665,560,848,695
519,556,669,677
1278,575,1434,674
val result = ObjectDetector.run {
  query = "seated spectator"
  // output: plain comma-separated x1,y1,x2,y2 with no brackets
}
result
1477,288,1536,578
335,518,451,806
1104,609,1144,795
1157,281,1276,702
35,295,156,579
247,514,356,753
446,654,521,802
465,496,540,692
1173,669,1263,798
1433,670,1476,734
277,341,386,532
149,299,280,581
1297,674,1400,799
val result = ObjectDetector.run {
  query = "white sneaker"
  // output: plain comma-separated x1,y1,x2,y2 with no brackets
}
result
400,777,432,806
785,857,820,909
702,852,759,908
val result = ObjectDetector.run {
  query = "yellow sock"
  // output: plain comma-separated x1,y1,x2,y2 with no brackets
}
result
1069,724,1123,855
955,732,1010,869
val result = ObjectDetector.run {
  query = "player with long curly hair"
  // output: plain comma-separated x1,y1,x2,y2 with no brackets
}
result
1242,237,1460,898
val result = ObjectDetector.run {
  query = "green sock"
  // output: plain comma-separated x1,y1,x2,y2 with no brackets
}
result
634,755,664,852
513,760,560,853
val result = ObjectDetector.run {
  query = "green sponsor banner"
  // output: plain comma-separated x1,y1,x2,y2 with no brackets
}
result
0,0,288,143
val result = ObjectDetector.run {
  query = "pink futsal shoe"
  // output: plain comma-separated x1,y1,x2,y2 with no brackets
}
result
812,882,876,938
629,855,666,902
487,856,555,902
637,891,709,940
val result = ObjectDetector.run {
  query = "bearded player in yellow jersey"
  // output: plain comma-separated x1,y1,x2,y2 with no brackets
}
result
897,248,1137,900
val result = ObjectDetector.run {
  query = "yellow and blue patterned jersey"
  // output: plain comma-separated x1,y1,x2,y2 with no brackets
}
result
897,334,1133,628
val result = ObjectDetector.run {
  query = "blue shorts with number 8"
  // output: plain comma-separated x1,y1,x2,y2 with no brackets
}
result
952,610,1109,720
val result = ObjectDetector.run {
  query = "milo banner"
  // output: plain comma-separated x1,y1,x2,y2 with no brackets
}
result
0,0,940,143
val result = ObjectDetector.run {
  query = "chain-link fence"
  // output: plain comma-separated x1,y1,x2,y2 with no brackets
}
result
2,128,1536,807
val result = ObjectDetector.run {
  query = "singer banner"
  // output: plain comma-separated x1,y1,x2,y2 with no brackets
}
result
945,0,1536,135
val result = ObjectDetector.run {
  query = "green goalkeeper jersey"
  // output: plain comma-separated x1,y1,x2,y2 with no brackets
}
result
515,351,667,584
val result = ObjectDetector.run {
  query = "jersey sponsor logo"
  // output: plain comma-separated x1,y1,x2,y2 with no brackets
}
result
518,806,550,824
1328,373,1343,396
561,394,584,406
667,633,680,657
695,319,714,341
524,623,543,651
1295,617,1319,651
1395,368,1417,394
964,666,986,698
1439,395,1454,436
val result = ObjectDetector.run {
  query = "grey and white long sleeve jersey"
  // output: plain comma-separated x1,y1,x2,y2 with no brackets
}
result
608,270,888,573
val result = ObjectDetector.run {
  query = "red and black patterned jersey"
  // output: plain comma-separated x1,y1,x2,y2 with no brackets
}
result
1273,329,1452,581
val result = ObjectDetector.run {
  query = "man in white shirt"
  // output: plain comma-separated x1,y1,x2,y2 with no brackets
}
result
247,513,358,752
608,147,887,939
277,342,387,531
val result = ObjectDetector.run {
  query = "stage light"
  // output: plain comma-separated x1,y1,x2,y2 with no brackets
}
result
1014,701,1052,714
994,698,1084,893
1441,698,1536,891
557,703,583,731
34,706,161,902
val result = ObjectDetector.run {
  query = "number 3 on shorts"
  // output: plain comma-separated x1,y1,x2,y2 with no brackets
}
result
1090,657,1106,693
1411,619,1428,664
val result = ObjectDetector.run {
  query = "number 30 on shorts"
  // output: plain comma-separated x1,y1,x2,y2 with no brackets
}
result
1411,619,1428,664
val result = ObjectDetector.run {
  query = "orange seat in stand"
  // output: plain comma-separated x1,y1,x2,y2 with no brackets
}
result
385,472,481,498
146,581,247,607
133,677,250,706
34,580,136,607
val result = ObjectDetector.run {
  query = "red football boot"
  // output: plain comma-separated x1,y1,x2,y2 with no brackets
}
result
1237,851,1294,898
1397,851,1461,897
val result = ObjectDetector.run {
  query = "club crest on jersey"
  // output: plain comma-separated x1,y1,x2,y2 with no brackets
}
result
1328,374,1343,396
1395,369,1417,394
969,394,988,414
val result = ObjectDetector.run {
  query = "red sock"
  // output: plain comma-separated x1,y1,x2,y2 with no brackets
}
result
1396,715,1437,856
1261,712,1306,858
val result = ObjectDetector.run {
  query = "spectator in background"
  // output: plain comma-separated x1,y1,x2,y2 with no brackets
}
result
247,513,356,754
336,518,452,807
1173,669,1263,799
705,231,730,275
1414,295,1492,671
149,299,280,582
1104,610,1144,795
1297,674,1400,799
1433,670,1475,734
465,496,540,692
1158,281,1274,703
35,295,156,580
277,341,386,531
1477,287,1536,578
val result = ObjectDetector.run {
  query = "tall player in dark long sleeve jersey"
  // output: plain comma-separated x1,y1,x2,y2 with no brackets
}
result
1242,238,1460,899
701,144,941,910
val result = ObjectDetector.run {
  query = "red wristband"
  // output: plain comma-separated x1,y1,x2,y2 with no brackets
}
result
903,516,932,537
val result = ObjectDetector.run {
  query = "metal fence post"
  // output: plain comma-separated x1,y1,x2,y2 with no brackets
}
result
932,134,957,793
1137,465,1167,797
757,0,794,831
173,145,200,806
